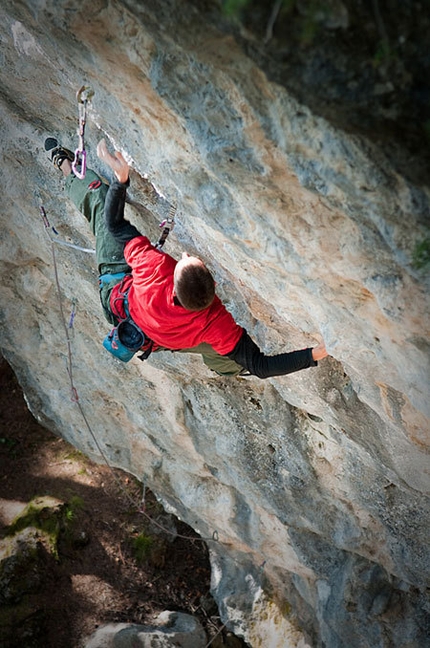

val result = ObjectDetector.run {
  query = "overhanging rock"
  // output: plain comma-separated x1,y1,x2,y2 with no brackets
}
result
0,1,429,646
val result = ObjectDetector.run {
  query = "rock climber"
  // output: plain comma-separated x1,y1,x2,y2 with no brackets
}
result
45,137,328,377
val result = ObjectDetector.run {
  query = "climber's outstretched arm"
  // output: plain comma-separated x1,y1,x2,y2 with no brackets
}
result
226,331,328,378
97,139,142,244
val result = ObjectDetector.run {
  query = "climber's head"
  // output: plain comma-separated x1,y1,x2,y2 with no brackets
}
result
173,252,215,311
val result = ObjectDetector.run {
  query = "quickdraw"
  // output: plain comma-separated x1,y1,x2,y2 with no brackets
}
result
72,85,94,180
155,202,176,250
39,205,95,254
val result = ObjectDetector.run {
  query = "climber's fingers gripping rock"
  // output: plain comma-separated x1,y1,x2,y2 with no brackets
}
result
97,138,129,184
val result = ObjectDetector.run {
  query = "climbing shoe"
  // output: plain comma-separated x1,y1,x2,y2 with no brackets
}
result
44,137,75,169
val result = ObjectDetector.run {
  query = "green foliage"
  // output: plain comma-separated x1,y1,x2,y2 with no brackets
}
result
63,496,84,525
412,237,430,269
6,495,86,556
304,2,321,41
6,497,65,559
7,502,59,539
300,8,320,45
63,448,86,462
372,39,396,67
64,508,75,523
221,0,322,46
222,0,250,18
131,532,154,564
68,495,85,511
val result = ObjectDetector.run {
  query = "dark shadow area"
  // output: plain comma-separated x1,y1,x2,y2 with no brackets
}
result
0,357,248,648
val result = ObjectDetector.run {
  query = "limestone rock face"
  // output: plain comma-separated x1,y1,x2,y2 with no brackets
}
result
85,612,207,648
0,1,429,646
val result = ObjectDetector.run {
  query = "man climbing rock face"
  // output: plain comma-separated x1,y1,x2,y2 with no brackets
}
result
45,137,328,377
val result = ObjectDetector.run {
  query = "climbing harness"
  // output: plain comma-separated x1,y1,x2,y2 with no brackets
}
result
72,85,94,180
155,202,176,250
101,274,154,363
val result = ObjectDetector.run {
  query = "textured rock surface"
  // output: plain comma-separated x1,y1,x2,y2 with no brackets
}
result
0,1,429,646
0,495,64,645
85,612,207,648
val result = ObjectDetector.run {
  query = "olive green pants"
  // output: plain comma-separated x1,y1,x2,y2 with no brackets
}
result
175,343,243,376
65,169,130,276
66,170,243,376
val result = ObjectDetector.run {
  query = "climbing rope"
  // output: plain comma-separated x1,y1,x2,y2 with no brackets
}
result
72,85,94,180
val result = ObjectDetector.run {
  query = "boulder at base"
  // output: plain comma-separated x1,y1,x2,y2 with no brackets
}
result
84,611,207,648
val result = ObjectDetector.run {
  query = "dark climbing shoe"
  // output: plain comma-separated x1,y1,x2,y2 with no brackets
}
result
44,137,75,169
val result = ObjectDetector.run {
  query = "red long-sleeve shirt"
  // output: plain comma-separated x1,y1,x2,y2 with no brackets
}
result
110,236,243,353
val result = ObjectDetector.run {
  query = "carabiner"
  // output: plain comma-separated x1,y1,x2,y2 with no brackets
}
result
72,148,87,180
72,85,94,180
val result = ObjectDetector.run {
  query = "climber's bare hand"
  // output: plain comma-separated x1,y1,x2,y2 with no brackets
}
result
97,138,129,184
312,341,328,362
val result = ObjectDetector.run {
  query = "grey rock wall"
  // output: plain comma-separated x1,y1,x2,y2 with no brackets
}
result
0,1,429,646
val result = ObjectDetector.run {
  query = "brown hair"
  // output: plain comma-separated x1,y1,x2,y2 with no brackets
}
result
175,263,215,311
